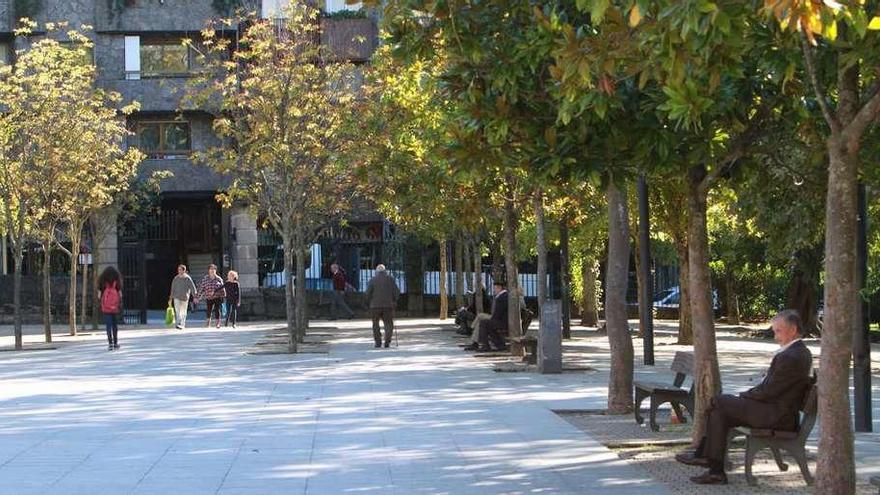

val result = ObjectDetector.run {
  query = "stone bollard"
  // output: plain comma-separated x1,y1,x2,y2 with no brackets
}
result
538,299,563,374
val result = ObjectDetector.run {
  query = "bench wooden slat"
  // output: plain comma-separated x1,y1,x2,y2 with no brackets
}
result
633,382,689,394
670,351,694,375
736,426,798,439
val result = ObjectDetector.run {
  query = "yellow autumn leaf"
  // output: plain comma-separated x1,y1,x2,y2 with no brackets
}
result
629,5,643,27
868,16,880,30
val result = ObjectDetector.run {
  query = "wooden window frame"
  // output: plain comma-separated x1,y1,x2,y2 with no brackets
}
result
136,121,192,159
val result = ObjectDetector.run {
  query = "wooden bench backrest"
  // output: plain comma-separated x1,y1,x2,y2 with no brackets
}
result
670,351,694,388
797,381,819,443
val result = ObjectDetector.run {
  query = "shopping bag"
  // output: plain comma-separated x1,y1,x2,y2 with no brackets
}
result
165,304,175,326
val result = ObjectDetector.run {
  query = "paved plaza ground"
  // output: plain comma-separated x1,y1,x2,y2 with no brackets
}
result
1,318,878,494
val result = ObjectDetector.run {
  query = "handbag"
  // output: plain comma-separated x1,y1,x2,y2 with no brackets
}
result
165,303,175,326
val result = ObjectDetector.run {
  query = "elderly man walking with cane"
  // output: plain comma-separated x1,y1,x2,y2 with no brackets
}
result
365,264,400,348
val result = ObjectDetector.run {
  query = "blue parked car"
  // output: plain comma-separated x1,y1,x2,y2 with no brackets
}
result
653,286,719,310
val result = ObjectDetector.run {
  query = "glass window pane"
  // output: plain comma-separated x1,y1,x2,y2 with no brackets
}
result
164,123,191,151
138,124,160,152
0,43,10,66
140,44,189,76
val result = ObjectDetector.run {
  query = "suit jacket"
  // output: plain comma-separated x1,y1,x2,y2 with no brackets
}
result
740,339,813,429
365,272,400,309
489,290,508,325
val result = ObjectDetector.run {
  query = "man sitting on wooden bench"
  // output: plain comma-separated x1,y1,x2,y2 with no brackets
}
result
463,281,508,352
675,310,813,485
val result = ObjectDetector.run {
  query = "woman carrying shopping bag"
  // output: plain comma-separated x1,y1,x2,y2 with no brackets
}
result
169,264,198,329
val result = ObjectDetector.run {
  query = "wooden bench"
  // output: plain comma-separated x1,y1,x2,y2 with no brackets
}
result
508,308,537,362
633,351,694,432
727,379,818,486
870,476,879,494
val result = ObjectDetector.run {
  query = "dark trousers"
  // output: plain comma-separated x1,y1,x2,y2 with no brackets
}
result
331,290,354,319
696,394,790,473
206,298,222,322
224,301,238,326
478,318,507,349
371,308,394,345
104,313,118,345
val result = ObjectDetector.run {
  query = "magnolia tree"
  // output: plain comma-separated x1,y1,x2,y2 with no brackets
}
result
0,22,141,349
187,0,361,352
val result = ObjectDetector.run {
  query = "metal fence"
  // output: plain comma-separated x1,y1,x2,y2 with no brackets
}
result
261,269,548,297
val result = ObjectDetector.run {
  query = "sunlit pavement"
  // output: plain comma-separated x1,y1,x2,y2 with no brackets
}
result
0,319,665,495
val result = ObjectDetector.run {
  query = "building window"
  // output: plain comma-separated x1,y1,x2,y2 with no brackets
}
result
0,42,11,66
140,40,193,78
137,122,192,159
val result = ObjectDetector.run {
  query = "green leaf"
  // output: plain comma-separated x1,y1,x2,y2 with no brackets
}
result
589,0,610,24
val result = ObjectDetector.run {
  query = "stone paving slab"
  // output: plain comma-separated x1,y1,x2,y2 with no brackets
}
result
0,319,668,495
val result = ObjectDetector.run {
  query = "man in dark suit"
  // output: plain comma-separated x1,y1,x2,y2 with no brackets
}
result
479,281,509,351
675,310,813,485
463,281,508,352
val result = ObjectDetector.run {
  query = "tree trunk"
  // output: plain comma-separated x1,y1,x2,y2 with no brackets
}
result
91,240,101,330
687,166,722,444
605,181,634,414
560,219,572,339
463,237,472,293
80,261,88,332
42,240,52,343
725,273,739,325
632,229,643,337
503,196,522,339
13,244,23,350
582,257,599,327
785,247,821,335
534,192,548,318
815,136,858,493
675,243,693,344
439,239,448,320
490,234,503,282
68,227,81,337
473,238,484,314
454,236,464,309
295,245,308,343
282,232,297,353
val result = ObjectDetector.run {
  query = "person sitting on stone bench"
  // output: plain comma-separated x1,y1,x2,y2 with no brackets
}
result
463,281,508,352
675,310,813,485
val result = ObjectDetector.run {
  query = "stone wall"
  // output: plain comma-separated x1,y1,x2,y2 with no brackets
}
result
321,18,377,62
43,0,93,28
0,274,85,324
238,289,447,321
0,0,10,33
95,0,218,33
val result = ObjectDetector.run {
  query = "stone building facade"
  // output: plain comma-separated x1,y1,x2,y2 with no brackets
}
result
1,0,378,321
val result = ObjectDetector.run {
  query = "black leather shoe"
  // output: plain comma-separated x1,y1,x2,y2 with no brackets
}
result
384,342,390,348
475,346,493,353
690,471,727,485
675,452,709,467
374,343,381,348
462,343,479,351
